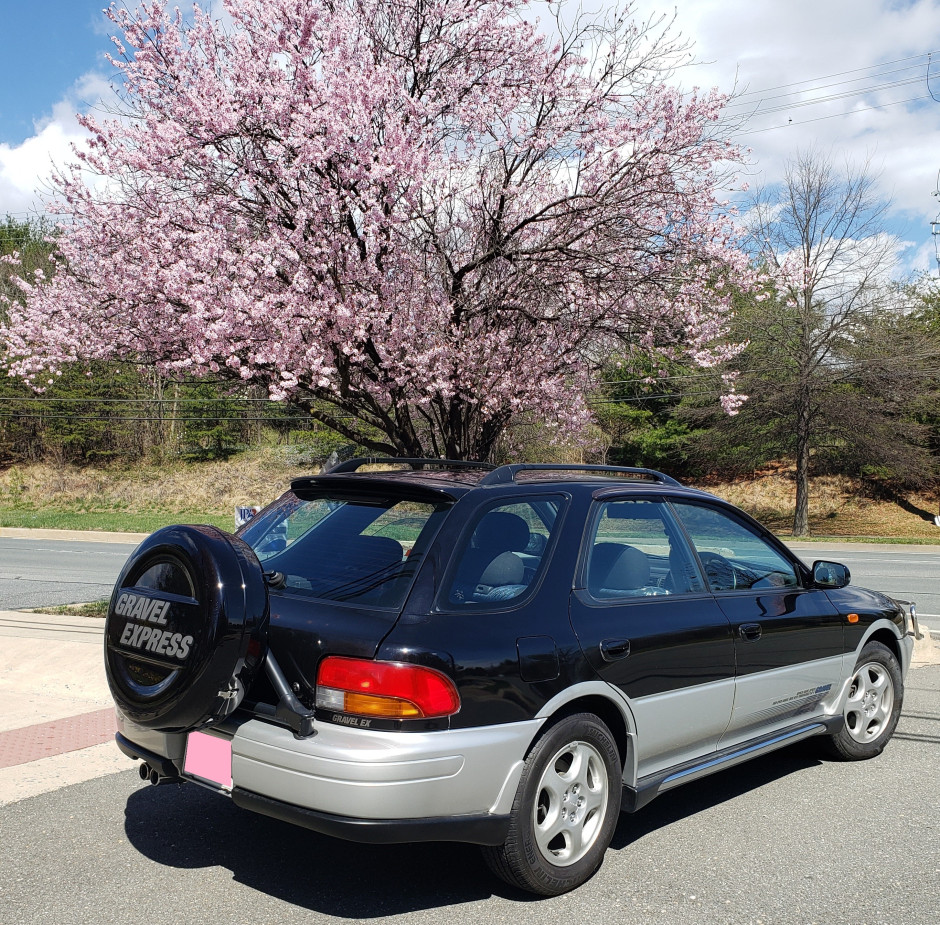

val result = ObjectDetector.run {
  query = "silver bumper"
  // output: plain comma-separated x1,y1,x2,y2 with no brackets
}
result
116,712,540,821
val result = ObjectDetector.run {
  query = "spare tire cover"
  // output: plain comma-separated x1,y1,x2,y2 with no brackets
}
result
105,525,269,732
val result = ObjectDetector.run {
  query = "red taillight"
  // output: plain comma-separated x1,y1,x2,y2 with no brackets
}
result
316,657,460,719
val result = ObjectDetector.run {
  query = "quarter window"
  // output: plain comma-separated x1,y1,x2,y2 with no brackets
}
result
670,501,799,592
445,498,562,607
240,492,450,608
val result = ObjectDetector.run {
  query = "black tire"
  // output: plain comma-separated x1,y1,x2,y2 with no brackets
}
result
823,641,903,760
104,525,269,732
481,713,622,896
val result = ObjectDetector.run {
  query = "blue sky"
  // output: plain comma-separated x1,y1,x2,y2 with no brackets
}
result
0,2,111,147
2,1,940,276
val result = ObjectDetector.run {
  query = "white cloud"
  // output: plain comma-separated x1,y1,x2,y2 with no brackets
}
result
0,72,113,217
623,0,940,275
0,0,234,219
6,1,940,277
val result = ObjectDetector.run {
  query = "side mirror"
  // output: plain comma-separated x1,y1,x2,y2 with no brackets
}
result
812,560,851,589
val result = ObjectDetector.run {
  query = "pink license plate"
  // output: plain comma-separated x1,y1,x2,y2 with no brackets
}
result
183,731,233,790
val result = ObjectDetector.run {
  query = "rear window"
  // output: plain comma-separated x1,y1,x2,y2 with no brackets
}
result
240,491,451,608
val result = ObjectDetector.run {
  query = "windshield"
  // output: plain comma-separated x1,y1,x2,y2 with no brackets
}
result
240,491,451,608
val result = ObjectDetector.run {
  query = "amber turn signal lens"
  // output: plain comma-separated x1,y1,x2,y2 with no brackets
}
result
342,692,423,718
847,613,859,624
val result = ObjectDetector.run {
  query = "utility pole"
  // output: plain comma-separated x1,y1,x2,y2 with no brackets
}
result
933,220,940,277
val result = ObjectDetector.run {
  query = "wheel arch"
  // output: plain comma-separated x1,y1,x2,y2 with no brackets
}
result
859,622,903,665
533,682,636,784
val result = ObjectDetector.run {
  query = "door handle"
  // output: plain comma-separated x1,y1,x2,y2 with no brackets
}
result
739,623,762,642
599,638,631,661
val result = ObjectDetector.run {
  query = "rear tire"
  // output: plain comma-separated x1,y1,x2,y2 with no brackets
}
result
824,641,902,760
482,713,621,896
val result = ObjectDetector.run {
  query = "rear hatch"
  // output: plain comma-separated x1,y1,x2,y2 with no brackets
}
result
236,478,457,714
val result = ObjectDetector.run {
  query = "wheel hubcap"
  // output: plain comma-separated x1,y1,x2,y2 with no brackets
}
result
532,740,609,867
844,661,894,744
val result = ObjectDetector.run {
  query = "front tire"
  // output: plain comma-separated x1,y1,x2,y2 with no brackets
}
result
482,713,622,896
824,641,902,760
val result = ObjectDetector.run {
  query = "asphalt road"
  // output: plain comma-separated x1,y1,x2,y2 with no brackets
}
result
1,533,938,922
2,665,937,925
0,537,139,610
787,542,940,617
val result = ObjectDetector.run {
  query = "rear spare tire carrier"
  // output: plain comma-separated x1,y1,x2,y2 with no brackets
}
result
104,524,270,733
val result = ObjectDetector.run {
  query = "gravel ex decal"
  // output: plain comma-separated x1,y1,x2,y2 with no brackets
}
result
116,593,193,660
332,714,372,728
772,683,832,708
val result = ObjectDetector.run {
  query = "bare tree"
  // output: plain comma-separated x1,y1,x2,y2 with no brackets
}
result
743,150,900,535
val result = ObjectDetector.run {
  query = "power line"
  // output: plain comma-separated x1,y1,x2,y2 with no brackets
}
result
0,396,293,404
737,94,937,136
731,51,939,100
0,413,318,423
726,63,926,109
721,49,940,136
735,75,924,119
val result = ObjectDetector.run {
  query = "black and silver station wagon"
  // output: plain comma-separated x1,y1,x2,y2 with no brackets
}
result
105,459,917,895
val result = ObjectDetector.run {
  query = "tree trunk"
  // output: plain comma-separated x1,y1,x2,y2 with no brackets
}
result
792,386,811,537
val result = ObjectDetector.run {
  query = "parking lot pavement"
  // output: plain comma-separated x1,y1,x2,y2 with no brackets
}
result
0,610,125,806
0,665,935,925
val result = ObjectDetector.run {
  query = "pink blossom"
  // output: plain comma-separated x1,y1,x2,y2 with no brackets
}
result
1,0,751,458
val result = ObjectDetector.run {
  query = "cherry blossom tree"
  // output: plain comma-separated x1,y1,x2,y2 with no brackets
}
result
2,0,748,460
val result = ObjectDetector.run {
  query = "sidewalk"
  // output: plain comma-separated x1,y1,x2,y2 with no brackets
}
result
914,622,940,665
0,610,127,806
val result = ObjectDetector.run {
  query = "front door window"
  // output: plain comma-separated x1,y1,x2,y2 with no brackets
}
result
669,501,799,592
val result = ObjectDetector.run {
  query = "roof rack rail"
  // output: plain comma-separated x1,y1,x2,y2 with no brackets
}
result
323,457,496,474
478,464,682,487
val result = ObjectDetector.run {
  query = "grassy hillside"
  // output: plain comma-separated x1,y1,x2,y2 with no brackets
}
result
1,454,939,541
702,472,940,541
0,451,303,533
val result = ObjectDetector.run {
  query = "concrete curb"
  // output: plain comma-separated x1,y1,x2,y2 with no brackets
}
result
912,623,940,667
0,527,149,544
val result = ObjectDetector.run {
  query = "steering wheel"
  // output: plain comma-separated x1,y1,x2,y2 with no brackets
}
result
698,551,737,591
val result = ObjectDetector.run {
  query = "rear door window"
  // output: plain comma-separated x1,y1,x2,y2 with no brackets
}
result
585,498,704,599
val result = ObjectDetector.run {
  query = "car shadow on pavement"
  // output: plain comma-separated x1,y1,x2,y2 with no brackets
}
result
124,783,503,914
610,740,824,850
123,741,826,912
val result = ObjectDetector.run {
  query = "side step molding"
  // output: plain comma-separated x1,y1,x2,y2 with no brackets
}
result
622,716,844,814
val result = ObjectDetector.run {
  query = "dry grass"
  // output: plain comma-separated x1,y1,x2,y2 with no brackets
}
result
696,471,940,539
0,449,308,516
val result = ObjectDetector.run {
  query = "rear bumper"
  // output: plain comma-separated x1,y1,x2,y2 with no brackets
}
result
116,732,180,780
229,715,537,820
115,712,539,843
